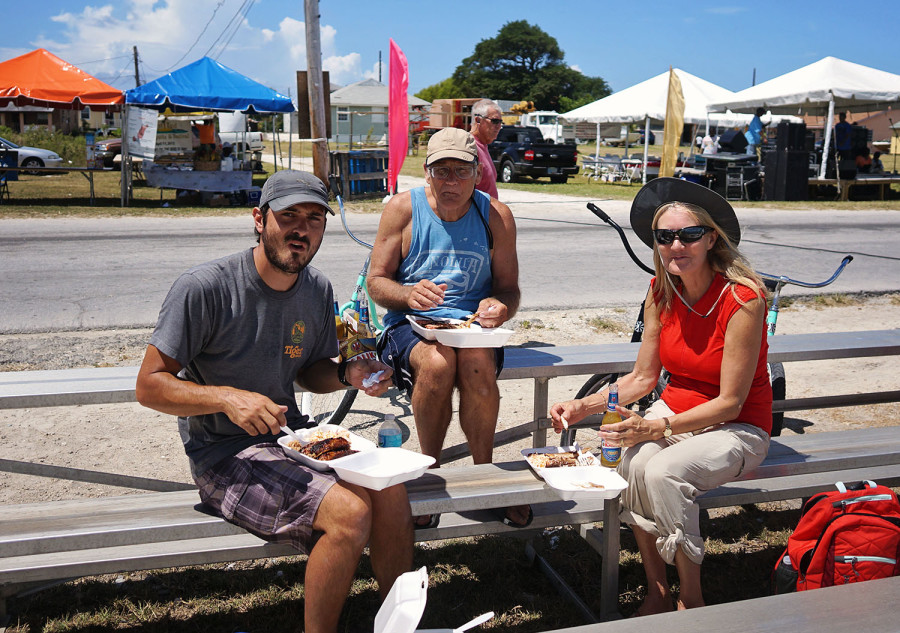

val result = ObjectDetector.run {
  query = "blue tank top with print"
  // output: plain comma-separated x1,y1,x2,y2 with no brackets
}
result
383,187,493,328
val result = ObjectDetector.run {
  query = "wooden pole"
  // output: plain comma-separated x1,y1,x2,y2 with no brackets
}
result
304,0,329,184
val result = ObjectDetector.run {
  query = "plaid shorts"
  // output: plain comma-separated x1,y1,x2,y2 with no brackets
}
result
194,442,338,554
377,320,504,394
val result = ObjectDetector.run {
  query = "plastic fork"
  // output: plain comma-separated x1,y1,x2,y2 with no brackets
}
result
576,448,596,466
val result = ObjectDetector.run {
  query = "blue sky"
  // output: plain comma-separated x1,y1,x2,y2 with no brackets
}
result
3,0,898,104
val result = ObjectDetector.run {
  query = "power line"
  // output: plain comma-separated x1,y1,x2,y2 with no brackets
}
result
165,0,227,71
204,0,255,60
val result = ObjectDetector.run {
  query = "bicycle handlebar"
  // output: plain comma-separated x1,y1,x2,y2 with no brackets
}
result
757,255,853,289
586,203,655,275
337,195,374,250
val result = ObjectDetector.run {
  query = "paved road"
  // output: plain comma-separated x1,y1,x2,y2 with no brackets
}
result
1,180,898,333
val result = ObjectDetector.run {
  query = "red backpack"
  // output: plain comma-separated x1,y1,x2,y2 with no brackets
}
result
772,480,900,593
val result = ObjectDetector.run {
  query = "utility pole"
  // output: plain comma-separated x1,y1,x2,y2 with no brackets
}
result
133,46,141,87
304,0,329,185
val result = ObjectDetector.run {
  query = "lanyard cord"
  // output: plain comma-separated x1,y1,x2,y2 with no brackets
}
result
667,272,731,318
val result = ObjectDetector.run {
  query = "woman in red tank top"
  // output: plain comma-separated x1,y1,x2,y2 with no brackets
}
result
550,178,772,617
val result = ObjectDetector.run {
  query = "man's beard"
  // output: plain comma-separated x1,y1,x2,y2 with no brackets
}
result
261,227,311,275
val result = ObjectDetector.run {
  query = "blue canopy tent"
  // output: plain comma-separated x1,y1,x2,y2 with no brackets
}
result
124,57,294,113
121,57,294,205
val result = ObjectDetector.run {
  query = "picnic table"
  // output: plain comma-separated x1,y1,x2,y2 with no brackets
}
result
0,165,112,205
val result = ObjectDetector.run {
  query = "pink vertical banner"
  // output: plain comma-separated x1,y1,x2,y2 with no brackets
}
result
388,38,409,195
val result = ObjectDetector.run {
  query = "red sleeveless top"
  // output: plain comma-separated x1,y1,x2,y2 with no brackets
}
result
655,273,772,435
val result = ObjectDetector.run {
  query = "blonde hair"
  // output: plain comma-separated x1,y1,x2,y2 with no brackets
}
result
650,202,767,312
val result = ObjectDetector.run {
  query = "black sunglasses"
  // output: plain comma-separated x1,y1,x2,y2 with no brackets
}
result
653,226,713,245
478,115,503,125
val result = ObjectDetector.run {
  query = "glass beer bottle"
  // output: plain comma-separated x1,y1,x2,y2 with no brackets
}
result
600,383,623,467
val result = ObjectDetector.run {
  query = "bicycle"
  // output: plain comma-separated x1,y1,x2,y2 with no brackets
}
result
560,201,852,446
297,191,397,427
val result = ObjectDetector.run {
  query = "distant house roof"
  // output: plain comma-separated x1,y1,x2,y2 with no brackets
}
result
330,78,429,108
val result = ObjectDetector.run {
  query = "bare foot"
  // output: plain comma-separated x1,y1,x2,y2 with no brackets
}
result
631,596,674,617
502,504,532,527
676,597,705,610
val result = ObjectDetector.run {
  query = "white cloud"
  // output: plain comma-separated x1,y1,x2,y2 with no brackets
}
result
13,1,377,97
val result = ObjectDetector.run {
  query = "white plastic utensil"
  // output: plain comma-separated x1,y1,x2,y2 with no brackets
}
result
280,426,304,444
560,415,569,430
453,611,494,633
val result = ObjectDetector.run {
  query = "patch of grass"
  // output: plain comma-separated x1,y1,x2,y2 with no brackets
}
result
781,293,864,310
585,316,623,333
891,294,900,306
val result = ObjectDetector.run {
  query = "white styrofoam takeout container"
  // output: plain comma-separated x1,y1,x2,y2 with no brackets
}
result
375,566,493,633
277,423,375,472
521,445,628,501
407,315,513,348
329,447,435,491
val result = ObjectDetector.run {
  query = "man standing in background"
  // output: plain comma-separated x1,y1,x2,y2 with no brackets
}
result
470,99,503,199
744,107,766,162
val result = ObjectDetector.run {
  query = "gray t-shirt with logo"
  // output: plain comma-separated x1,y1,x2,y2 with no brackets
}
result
150,248,338,476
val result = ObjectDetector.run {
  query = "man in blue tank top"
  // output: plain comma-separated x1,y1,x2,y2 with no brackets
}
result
369,128,529,528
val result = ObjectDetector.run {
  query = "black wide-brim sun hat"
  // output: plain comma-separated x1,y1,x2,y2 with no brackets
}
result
629,177,741,248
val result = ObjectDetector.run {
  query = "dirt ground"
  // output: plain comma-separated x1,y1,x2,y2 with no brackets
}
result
1,295,899,506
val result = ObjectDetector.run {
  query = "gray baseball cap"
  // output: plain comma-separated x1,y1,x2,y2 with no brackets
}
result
259,170,333,215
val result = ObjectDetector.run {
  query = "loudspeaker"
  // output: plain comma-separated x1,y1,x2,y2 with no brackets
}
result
764,150,808,200
718,129,749,153
776,122,807,151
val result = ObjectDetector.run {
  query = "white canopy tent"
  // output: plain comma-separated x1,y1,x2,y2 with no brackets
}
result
561,68,797,181
707,57,900,179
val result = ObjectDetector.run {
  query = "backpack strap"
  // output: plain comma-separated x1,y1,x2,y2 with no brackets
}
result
835,481,847,494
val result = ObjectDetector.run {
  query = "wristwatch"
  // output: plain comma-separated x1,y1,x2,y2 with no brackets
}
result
662,417,673,438
337,360,352,387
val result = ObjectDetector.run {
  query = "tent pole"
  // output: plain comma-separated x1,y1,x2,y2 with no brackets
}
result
120,106,129,207
642,116,650,184
819,97,834,180
594,123,600,161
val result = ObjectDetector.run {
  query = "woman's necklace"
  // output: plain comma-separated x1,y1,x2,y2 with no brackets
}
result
667,273,731,319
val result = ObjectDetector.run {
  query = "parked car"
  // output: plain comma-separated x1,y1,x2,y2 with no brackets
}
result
94,137,121,169
489,125,579,184
0,136,65,172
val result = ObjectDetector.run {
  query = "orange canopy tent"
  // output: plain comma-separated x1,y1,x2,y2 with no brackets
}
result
0,48,123,110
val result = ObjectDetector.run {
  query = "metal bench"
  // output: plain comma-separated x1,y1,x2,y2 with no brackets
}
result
2,329,899,623
543,575,900,633
3,426,899,623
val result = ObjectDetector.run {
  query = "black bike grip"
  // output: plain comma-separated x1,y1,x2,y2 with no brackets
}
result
587,202,612,223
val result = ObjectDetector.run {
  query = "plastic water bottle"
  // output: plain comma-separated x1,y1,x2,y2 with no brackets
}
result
377,413,402,448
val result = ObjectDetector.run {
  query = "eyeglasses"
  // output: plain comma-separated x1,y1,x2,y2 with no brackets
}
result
427,165,477,180
653,226,713,245
478,116,503,126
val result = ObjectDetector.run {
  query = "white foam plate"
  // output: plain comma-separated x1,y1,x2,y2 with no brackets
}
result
278,424,376,472
521,445,627,500
407,315,513,348
330,447,436,490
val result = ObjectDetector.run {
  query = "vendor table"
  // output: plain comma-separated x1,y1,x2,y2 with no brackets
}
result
808,174,900,201
0,166,111,205
143,162,252,194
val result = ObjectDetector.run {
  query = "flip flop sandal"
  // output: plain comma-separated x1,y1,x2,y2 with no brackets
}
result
497,505,534,528
413,514,441,530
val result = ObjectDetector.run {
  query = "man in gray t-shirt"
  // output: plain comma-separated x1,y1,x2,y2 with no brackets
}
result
136,170,410,633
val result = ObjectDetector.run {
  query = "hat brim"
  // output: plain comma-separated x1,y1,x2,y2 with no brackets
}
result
426,150,477,165
268,193,334,215
629,177,740,248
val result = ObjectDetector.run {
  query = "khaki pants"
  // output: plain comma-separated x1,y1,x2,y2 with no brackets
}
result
618,400,769,564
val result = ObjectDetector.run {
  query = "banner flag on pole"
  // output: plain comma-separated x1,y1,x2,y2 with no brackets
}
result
388,38,409,195
660,67,684,179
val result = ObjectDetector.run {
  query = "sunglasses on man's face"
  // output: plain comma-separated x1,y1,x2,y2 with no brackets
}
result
478,116,503,125
653,226,713,245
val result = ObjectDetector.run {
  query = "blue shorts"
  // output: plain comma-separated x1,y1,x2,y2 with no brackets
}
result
376,321,504,394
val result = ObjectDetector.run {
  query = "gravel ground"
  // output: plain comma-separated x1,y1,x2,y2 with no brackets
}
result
2,296,899,505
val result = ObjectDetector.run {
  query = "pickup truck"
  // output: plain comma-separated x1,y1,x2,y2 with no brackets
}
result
488,125,579,184
218,130,265,153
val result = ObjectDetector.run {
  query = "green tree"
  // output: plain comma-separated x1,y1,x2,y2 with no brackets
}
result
450,20,609,111
415,77,463,102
